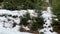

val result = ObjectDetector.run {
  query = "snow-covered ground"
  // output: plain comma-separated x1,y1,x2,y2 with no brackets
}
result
0,9,37,34
0,7,58,34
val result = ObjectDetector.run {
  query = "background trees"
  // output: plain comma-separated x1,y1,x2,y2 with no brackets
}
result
3,0,22,10
52,0,60,15
0,0,43,10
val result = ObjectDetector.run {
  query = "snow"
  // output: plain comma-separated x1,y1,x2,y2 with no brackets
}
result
0,26,31,34
28,10,37,17
39,7,58,34
0,8,58,34
22,26,30,30
0,9,34,34
27,20,31,23
54,18,58,21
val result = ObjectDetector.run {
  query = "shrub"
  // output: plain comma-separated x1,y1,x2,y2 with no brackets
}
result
20,12,30,26
30,21,38,31
30,17,44,31
51,18,60,34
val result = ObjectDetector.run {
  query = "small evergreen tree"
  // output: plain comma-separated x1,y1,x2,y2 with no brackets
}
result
30,17,44,31
20,12,30,26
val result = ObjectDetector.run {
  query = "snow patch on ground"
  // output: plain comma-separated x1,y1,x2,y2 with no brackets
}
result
0,9,35,34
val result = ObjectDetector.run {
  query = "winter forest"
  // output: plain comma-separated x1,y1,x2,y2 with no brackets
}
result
0,0,60,34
